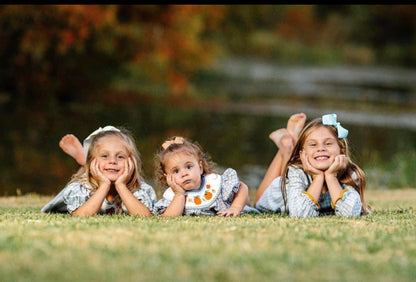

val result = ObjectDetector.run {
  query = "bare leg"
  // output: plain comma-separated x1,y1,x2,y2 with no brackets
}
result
59,134,85,166
255,113,307,204
286,112,306,144
255,129,293,203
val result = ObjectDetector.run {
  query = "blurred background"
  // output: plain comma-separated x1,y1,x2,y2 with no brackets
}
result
1,5,416,197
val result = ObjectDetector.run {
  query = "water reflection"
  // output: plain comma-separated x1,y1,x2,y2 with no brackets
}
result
3,62,416,195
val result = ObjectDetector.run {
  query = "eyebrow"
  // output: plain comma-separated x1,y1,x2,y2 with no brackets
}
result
306,137,336,143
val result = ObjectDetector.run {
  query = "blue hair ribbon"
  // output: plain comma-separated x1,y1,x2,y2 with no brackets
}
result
322,113,348,139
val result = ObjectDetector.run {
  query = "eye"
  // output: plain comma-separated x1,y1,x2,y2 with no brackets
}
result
186,164,193,169
117,155,126,159
173,169,179,174
101,154,108,159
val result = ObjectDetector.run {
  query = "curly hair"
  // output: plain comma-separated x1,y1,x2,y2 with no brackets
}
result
154,136,217,188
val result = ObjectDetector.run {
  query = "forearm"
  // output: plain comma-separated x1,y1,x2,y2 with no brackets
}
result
72,185,108,216
325,174,343,203
162,194,186,216
116,184,152,216
306,174,325,202
231,182,249,212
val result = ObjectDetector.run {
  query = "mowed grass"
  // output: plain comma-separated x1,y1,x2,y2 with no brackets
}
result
0,189,415,282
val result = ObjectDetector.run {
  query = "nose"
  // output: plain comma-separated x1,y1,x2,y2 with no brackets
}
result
108,156,117,164
317,143,327,151
180,169,188,177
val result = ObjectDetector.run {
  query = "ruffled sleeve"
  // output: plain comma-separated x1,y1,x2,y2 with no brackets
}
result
332,186,363,217
153,188,174,215
63,182,90,214
130,180,157,212
219,168,240,204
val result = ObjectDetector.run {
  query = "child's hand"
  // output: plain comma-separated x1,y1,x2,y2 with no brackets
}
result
325,154,349,178
300,150,323,177
166,174,186,196
90,158,111,187
115,157,134,186
217,207,242,217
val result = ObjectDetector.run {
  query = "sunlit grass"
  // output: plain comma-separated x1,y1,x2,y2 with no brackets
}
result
0,190,415,282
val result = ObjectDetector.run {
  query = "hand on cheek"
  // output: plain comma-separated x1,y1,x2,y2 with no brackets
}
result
301,151,323,177
91,159,110,186
166,174,185,195
116,157,133,185
326,154,348,177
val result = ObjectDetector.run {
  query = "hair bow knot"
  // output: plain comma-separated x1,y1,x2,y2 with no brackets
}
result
162,136,185,150
83,126,121,159
322,113,348,139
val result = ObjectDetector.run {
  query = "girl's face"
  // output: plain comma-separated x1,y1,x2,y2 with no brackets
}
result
301,126,341,171
164,151,203,191
94,136,130,182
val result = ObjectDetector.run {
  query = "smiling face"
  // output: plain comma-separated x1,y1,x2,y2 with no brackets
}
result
301,126,341,171
94,136,130,182
164,151,203,191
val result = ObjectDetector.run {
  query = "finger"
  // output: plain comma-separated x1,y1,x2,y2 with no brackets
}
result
128,157,134,173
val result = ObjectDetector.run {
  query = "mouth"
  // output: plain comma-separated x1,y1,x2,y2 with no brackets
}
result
182,179,192,185
314,155,329,161
105,168,120,173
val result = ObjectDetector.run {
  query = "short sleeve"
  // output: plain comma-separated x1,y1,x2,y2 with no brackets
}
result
220,168,240,204
153,188,174,215
63,182,90,214
131,180,157,211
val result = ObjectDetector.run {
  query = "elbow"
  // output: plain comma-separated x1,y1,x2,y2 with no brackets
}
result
289,207,317,218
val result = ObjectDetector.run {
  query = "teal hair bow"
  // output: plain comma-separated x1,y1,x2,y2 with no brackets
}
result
322,113,348,139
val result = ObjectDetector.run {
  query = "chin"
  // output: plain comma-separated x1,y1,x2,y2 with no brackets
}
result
312,163,331,171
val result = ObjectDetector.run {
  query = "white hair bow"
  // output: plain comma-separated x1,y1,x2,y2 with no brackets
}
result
82,126,121,159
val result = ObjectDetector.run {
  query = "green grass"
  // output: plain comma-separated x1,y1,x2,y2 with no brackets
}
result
0,189,415,282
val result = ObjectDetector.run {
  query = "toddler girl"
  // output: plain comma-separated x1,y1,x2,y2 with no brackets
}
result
153,136,256,216
41,126,156,216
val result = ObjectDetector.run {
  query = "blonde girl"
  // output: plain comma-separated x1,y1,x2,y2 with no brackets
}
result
153,136,256,216
41,126,156,216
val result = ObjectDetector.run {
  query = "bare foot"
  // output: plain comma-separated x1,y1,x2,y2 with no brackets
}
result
287,113,306,142
59,134,85,166
269,128,294,150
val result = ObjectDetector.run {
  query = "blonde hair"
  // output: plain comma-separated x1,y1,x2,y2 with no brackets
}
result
154,136,216,188
281,117,370,215
70,128,142,194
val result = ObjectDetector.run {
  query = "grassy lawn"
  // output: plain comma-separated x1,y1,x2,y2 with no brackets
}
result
0,189,415,282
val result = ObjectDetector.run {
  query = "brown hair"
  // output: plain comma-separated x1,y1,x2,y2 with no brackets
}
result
281,117,370,214
154,136,217,188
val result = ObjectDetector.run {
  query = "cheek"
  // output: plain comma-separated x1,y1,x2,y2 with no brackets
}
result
96,160,104,170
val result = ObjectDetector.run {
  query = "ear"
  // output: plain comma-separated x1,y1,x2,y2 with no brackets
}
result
199,161,203,175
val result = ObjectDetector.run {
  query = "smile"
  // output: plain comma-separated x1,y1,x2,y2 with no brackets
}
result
315,156,329,161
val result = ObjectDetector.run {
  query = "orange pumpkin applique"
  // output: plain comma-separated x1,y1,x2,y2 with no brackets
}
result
194,196,202,205
204,191,213,200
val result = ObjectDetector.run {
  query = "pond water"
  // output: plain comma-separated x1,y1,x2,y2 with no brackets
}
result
3,60,416,195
